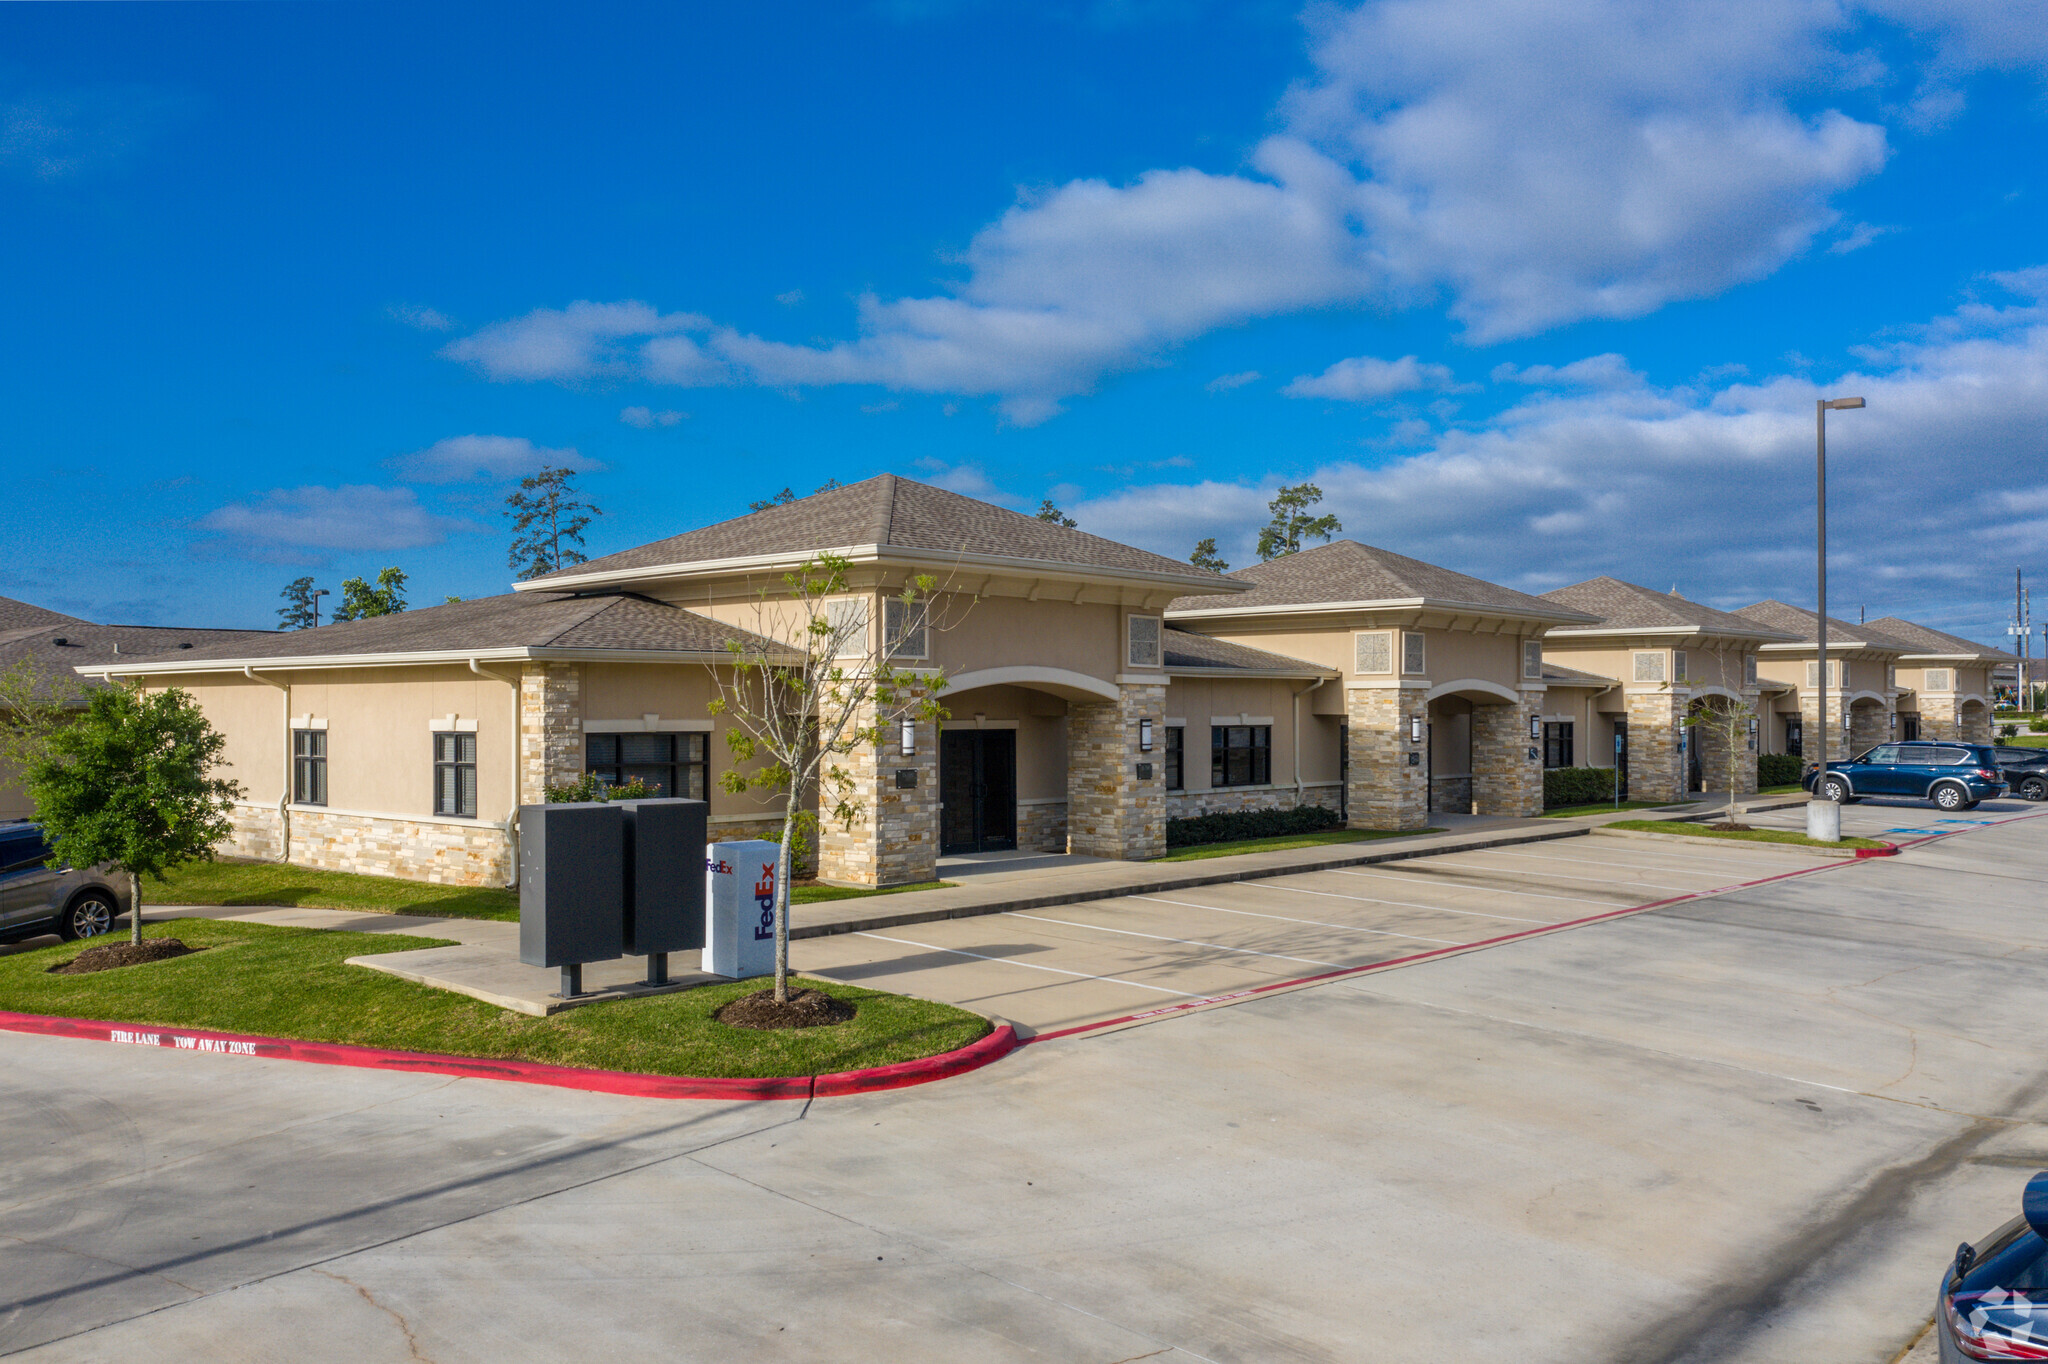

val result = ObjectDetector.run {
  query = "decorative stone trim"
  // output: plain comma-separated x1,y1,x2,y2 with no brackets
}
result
1626,689,1687,803
1470,695,1542,816
1689,690,1760,795
253,807,513,887
1018,800,1068,853
1165,787,1334,819
519,663,583,805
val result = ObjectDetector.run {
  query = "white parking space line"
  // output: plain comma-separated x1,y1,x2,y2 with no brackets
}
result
1418,859,1701,891
1258,881,1560,925
1324,867,1622,907
852,932,1200,996
1128,896,1464,944
1471,846,1771,876
1003,912,1350,969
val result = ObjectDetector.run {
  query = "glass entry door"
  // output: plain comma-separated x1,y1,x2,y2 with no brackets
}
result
940,730,1018,854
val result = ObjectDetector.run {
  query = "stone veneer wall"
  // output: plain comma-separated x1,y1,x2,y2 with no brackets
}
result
1917,694,1958,741
1960,700,1992,742
1018,801,1068,853
1625,690,1687,804
1470,695,1543,817
1066,682,1166,861
1798,693,1853,765
1429,776,1472,814
1163,785,1339,820
1849,699,1891,754
1346,686,1428,831
224,803,284,862
816,702,941,887
286,808,512,886
520,662,583,804
1689,694,1760,796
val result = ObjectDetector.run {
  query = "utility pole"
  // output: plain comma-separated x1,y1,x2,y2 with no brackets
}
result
2014,571,2032,712
1811,396,1864,842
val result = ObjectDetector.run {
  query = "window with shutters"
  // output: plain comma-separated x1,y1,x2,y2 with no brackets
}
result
824,598,870,656
1523,641,1543,679
1127,615,1162,668
884,596,927,659
1354,631,1393,675
1633,651,1666,683
433,732,477,818
292,730,326,806
1401,632,1426,676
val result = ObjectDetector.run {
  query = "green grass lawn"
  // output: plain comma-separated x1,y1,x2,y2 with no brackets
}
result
1155,827,1437,862
1539,799,1680,819
1999,734,2048,748
1759,784,1807,794
1604,819,1886,850
145,860,954,921
0,917,990,1078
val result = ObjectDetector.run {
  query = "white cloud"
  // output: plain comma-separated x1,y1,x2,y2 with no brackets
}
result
1073,273,2048,638
1206,370,1262,392
1490,353,1644,389
387,435,595,483
388,303,455,332
1285,353,1457,400
442,301,727,385
200,486,477,558
0,83,180,180
619,406,686,428
908,460,1021,503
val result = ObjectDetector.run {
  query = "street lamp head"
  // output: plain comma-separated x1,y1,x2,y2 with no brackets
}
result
1822,396,1866,410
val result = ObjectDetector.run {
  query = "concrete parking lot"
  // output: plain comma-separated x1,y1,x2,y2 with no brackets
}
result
4,800,2047,1362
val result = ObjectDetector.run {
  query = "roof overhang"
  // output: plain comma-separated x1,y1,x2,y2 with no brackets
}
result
1543,624,1795,644
74,645,797,679
1165,665,1337,681
1164,597,1599,627
520,544,1247,600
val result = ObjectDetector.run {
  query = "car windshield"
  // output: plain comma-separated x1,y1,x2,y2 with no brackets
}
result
1956,1226,2048,1348
0,831,51,874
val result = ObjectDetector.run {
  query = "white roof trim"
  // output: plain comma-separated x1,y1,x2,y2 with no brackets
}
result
1166,597,1597,625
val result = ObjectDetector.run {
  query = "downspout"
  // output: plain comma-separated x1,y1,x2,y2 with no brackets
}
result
1293,676,1329,804
243,666,292,863
471,657,523,890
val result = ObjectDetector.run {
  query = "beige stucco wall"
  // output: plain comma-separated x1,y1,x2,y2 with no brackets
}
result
1197,622,1529,695
278,666,518,820
1160,675,1340,796
162,674,293,810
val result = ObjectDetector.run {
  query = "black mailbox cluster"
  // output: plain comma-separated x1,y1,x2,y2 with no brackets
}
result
518,797,707,998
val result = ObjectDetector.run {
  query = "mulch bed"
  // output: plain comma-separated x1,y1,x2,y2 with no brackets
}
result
715,987,857,1031
1706,821,1756,832
48,939,200,976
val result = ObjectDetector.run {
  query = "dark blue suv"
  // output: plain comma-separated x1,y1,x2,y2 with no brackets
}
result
1802,741,2007,810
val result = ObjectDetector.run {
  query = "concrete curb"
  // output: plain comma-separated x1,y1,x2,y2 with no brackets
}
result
0,1009,1019,1103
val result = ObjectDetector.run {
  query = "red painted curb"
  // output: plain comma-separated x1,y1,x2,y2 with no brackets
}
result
1854,844,1900,857
0,1010,1015,1103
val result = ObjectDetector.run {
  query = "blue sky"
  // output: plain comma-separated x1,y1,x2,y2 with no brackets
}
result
6,0,2047,647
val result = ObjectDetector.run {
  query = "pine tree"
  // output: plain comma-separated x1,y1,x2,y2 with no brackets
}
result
1189,538,1230,572
276,577,321,630
506,465,601,579
1036,499,1077,527
1255,483,1342,561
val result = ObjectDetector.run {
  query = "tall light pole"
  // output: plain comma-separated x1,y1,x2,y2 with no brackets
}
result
1811,395,1865,842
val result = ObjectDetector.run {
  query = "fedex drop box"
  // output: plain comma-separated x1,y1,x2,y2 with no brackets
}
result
704,840,778,979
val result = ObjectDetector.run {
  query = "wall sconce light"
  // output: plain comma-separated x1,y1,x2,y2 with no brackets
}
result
1888,712,1897,734
1139,718,1154,753
1529,715,1542,740
1409,716,1423,744
900,718,916,755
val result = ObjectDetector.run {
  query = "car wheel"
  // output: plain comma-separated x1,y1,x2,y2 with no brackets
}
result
2022,777,2048,802
58,892,117,942
1822,777,1853,803
1933,783,1968,811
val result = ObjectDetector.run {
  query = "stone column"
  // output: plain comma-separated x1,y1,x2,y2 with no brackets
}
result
1690,694,1760,796
1345,685,1429,831
1066,682,1167,860
1918,694,1960,741
1850,699,1889,754
816,703,940,887
1799,689,1852,765
519,662,583,805
1471,692,1543,817
1625,688,1687,803
1959,700,1992,743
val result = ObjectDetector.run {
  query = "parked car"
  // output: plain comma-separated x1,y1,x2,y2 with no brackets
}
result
1937,1170,2048,1361
1802,742,2008,810
1993,746,2048,802
0,821,129,943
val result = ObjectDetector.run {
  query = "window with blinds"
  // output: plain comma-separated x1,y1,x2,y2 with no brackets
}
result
1210,725,1271,787
433,732,477,818
1127,615,1162,668
1355,631,1393,674
1402,632,1426,675
1672,650,1688,681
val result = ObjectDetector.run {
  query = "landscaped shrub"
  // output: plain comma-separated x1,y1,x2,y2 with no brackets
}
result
2031,718,2048,734
1544,766,1618,808
543,774,653,803
1757,753,1805,787
1165,804,1342,848
2002,723,2020,739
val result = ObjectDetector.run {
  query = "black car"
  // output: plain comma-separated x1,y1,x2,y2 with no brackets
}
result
1802,742,2008,810
1993,746,2048,802
1938,1171,2048,1360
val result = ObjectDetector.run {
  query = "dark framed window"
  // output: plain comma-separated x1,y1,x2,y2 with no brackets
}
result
1211,725,1271,788
586,732,708,800
434,732,477,817
293,729,327,805
1785,717,1804,758
1163,726,1184,790
1542,721,1573,770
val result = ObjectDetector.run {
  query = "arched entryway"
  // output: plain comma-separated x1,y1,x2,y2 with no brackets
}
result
1424,679,1533,816
937,674,1100,855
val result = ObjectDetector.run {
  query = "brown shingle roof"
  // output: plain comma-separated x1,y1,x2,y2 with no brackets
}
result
1863,616,2019,662
529,474,1231,590
2,622,278,701
1539,661,1619,686
78,592,784,669
1734,601,1916,651
1541,578,1797,640
1162,629,1333,676
1166,540,1598,622
0,595,88,635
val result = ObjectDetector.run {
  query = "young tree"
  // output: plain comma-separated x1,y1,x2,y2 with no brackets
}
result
1189,537,1230,572
0,660,85,808
277,577,324,630
1255,483,1342,561
709,554,950,1004
25,685,242,945
1685,697,1759,826
1035,499,1077,528
506,465,601,579
332,567,408,622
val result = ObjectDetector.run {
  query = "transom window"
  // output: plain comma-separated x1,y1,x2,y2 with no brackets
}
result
586,732,708,800
434,732,477,818
292,729,327,806
1211,725,1271,788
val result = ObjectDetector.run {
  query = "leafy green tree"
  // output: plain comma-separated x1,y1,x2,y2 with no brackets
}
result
1255,483,1342,561
710,554,951,1003
1684,696,1759,826
25,686,242,945
1035,499,1077,527
276,577,325,630
1189,538,1230,572
506,465,601,580
0,660,85,810
332,567,408,622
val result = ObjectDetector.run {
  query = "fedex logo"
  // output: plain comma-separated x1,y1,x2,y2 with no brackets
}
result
753,861,776,941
